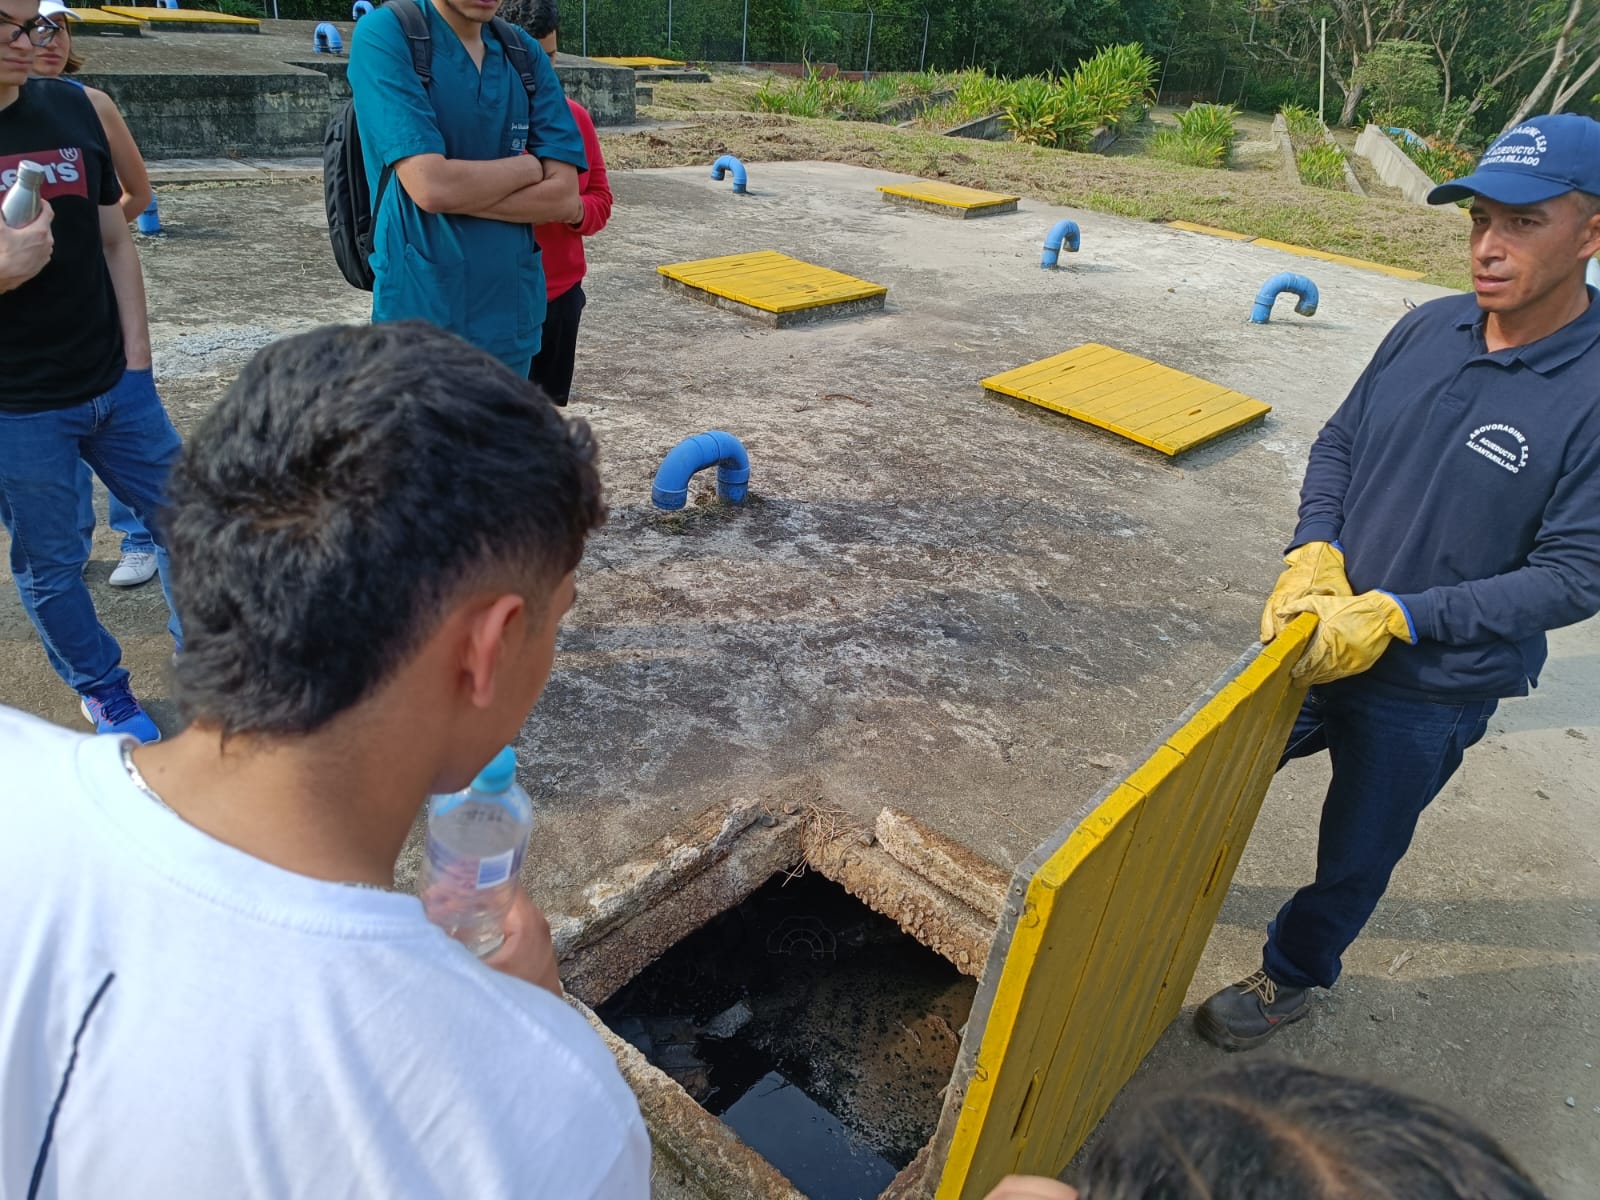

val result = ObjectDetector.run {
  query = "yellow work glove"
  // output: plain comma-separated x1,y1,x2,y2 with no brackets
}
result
1259,541,1351,643
1282,590,1416,686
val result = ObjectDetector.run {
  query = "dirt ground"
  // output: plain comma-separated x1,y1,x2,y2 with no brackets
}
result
2,163,1594,1194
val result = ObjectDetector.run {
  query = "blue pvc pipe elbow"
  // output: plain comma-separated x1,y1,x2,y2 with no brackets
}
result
652,431,750,511
136,196,160,235
314,22,344,53
1040,219,1081,268
351,0,373,15
711,155,748,195
1250,272,1319,323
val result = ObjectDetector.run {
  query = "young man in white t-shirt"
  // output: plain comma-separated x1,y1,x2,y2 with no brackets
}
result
0,321,650,1197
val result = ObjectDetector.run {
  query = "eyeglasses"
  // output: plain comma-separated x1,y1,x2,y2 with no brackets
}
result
1,16,60,47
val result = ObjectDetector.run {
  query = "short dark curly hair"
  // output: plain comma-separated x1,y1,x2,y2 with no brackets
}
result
1080,1060,1547,1200
165,321,606,738
502,0,558,38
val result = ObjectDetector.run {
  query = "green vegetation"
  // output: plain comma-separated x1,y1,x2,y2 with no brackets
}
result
1392,133,1478,185
1000,44,1157,150
1354,40,1443,131
914,69,1014,130
1296,143,1348,190
1148,103,1236,168
753,70,905,120
1280,104,1324,150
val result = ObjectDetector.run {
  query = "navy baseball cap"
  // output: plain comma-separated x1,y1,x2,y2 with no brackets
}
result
1428,113,1600,205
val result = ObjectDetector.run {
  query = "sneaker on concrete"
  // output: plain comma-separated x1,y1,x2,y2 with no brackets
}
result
79,682,161,743
1195,968,1310,1051
109,549,158,588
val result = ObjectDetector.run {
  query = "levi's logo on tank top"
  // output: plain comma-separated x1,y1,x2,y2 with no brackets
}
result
0,148,89,201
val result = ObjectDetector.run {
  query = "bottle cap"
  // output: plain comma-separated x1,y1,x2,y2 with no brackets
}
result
470,745,517,794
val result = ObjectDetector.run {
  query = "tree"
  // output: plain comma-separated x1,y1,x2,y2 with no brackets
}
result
1502,0,1600,127
1353,38,1441,125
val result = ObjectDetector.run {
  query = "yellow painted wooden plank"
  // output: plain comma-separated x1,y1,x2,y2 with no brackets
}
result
1250,237,1426,281
1166,219,1253,240
1123,391,1266,441
103,5,259,22
659,250,886,313
982,345,1123,394
68,7,143,23
1147,401,1272,455
1141,396,1271,445
981,345,1270,456
591,55,685,67
936,623,1311,1200
1069,377,1228,425
878,181,1020,209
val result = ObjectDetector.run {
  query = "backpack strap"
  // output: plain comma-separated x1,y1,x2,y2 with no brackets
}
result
490,16,539,102
370,0,433,223
391,0,433,86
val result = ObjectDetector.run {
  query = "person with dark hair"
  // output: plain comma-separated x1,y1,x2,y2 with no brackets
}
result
33,0,163,590
983,1060,1548,1200
0,322,648,1195
1198,114,1600,1050
1,0,181,743
520,0,611,405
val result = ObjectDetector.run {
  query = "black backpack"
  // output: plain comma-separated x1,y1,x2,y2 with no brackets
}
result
324,0,541,291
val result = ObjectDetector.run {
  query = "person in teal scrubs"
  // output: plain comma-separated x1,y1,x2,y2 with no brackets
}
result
349,0,587,375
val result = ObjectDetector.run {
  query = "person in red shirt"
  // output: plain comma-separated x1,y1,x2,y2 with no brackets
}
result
525,0,610,406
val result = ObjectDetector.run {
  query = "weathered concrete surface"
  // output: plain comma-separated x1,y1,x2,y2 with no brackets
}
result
1356,122,1440,205
1,162,1594,1194
74,19,636,158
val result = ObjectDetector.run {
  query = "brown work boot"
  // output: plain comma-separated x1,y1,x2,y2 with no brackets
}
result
1195,969,1310,1051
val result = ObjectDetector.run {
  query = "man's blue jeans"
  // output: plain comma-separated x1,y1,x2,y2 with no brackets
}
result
0,368,182,694
77,464,156,557
1263,678,1496,990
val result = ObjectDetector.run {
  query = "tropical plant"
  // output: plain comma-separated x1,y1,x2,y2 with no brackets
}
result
1148,102,1237,168
1280,103,1324,150
1147,127,1227,167
1297,142,1348,189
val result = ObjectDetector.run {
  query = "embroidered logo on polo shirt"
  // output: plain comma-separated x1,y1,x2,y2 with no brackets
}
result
1466,423,1529,474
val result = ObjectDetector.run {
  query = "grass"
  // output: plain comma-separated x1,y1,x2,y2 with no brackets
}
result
612,86,1470,289
1297,143,1348,190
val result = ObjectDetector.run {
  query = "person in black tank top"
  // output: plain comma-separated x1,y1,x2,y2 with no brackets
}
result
0,0,181,743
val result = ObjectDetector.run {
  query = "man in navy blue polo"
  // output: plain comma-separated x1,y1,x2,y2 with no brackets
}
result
1197,114,1600,1050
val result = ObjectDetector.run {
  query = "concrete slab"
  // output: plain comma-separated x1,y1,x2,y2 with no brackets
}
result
2,161,1593,1195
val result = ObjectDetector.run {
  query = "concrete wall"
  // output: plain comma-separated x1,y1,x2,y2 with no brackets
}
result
79,54,635,161
1355,123,1437,205
78,69,333,159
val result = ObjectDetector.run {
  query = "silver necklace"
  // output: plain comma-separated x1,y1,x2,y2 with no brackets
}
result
120,742,392,893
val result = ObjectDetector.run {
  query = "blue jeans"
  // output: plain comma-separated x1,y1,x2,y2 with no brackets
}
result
77,464,156,557
0,368,182,694
1263,679,1496,990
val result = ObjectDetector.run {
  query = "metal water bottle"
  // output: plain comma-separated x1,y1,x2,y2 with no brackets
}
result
2,161,44,228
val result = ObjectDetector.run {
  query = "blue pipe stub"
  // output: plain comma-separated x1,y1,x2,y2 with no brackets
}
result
313,22,344,52
1250,272,1319,323
351,0,374,15
711,155,749,195
136,196,161,236
652,431,751,511
1040,219,1081,268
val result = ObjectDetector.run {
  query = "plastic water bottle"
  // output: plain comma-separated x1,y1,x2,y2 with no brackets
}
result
2,161,45,228
420,746,534,958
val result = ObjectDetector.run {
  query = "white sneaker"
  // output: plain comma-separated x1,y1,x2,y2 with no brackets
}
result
109,549,158,588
